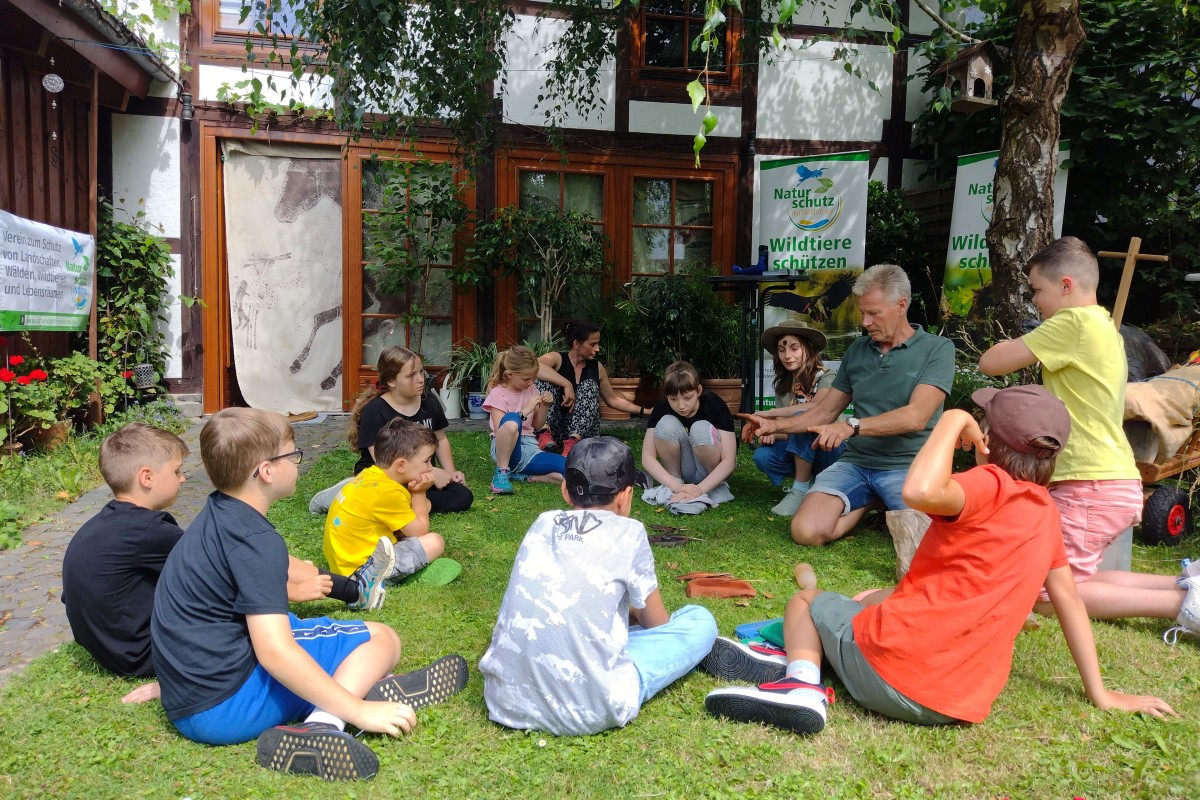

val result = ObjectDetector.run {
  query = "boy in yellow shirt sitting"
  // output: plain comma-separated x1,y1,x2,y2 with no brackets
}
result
324,419,446,609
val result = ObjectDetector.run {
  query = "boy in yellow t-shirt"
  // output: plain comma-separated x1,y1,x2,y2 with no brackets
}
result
324,419,445,607
980,236,1200,643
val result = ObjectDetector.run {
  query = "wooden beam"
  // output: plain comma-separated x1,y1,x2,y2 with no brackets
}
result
7,0,152,99
1099,237,1170,329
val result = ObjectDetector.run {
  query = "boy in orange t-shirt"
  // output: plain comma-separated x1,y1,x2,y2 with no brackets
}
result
703,386,1175,733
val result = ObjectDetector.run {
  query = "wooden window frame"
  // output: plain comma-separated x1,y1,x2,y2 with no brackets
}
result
344,144,477,405
197,0,322,58
629,4,742,103
493,148,737,345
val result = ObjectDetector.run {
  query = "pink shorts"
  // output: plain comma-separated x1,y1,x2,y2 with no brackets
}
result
1048,479,1143,583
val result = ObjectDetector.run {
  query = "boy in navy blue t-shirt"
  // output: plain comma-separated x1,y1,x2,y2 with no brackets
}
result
151,408,466,781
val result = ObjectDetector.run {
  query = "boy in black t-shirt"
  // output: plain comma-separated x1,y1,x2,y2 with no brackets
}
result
62,423,188,699
151,408,467,782
641,361,738,514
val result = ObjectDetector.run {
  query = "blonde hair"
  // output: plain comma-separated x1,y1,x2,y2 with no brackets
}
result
99,422,189,495
200,408,293,492
662,361,701,397
348,345,423,448
486,345,539,391
1026,236,1099,292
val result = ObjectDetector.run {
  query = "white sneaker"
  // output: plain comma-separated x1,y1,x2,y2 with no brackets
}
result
349,537,396,611
705,677,833,735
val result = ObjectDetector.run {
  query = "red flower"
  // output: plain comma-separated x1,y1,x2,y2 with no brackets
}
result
8,355,24,366
28,369,48,381
122,370,133,379
16,375,30,386
0,368,14,383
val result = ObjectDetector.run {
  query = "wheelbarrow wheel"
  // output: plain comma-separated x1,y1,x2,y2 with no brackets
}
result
1140,485,1191,546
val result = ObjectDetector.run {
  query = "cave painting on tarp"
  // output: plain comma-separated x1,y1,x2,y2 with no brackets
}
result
222,142,343,414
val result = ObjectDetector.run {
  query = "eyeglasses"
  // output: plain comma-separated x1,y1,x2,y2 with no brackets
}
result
253,449,303,478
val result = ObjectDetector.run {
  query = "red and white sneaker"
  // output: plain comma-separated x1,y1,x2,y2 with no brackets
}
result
705,677,834,735
699,637,787,684
536,428,557,452
560,435,581,458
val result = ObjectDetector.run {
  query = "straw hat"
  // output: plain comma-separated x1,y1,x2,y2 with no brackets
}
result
760,319,827,354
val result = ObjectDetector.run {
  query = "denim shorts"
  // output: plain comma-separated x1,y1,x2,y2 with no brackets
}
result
172,614,371,745
809,460,909,514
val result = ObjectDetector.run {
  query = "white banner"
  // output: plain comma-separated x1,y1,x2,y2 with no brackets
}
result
943,142,1070,316
0,210,94,332
756,151,868,406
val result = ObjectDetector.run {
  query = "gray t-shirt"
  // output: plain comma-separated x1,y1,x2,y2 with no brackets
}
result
479,509,658,736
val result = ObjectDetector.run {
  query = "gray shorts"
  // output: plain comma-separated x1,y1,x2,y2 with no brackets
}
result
810,592,959,726
386,536,430,583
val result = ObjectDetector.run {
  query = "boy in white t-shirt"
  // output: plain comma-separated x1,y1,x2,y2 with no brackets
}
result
479,436,718,735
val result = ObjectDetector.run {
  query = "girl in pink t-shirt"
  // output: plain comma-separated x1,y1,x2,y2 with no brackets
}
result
483,346,566,494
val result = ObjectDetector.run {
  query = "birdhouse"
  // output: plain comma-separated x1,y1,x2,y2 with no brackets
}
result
932,41,1005,113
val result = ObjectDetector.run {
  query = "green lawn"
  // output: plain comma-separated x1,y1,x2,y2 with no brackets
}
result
1,431,1198,798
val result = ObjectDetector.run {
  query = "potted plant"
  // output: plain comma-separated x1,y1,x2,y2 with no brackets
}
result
471,206,610,343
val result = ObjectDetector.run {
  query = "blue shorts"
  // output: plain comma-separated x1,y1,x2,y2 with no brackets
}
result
173,614,372,745
809,461,909,514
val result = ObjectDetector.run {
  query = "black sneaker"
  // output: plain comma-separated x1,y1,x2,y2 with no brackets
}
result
699,637,787,684
255,721,378,781
365,654,469,709
705,678,834,735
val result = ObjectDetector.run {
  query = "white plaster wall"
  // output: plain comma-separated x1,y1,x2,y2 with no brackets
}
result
628,101,739,137
110,114,183,379
871,157,889,183
501,14,614,131
111,114,181,238
757,41,893,142
196,64,334,107
906,49,931,124
160,253,183,380
783,0,893,31
907,0,938,37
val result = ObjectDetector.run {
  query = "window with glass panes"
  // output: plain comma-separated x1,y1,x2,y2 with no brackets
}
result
639,1,728,78
215,0,308,37
632,177,714,276
514,169,607,344
360,159,461,370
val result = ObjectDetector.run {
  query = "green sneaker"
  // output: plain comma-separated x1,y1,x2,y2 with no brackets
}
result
491,468,514,494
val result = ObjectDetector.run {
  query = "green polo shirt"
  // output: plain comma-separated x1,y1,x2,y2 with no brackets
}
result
832,326,955,471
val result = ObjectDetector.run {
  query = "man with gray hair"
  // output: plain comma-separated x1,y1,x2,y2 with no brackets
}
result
742,264,954,548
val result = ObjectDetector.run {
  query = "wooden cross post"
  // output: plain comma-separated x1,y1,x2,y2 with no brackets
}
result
1099,237,1169,329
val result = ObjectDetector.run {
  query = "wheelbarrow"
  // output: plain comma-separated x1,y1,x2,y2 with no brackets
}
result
1126,418,1196,546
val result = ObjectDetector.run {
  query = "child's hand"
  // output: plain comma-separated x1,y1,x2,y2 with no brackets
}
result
121,681,161,704
429,467,452,490
449,470,465,484
354,699,418,737
955,414,989,455
539,390,555,406
758,434,777,446
670,484,703,503
287,571,333,603
408,471,436,494
1095,690,1177,718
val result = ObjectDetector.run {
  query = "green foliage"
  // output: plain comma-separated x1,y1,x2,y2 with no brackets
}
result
471,206,611,342
865,181,925,271
619,265,741,380
445,336,562,392
99,0,191,66
364,159,474,358
913,0,1200,322
94,198,176,391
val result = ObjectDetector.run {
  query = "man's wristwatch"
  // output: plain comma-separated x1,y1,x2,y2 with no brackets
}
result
846,417,861,437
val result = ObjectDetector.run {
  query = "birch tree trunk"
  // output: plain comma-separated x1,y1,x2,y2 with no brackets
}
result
986,0,1086,335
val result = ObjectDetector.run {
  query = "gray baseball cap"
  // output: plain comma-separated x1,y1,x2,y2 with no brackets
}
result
564,436,648,498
